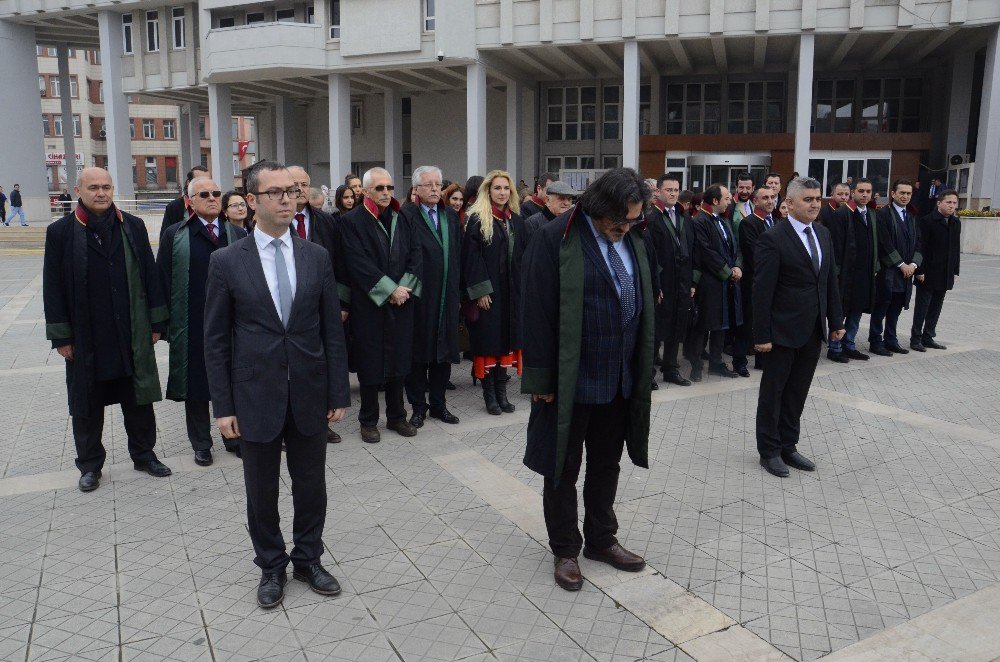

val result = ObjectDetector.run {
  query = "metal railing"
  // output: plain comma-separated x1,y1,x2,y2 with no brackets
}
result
49,198,176,220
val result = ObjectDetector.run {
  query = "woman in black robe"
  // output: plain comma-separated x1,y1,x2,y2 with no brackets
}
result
461,170,528,415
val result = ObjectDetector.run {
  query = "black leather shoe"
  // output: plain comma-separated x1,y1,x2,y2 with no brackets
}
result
360,426,381,443
326,428,342,444
650,381,659,391
886,344,909,355
734,366,751,377
760,456,790,478
194,449,213,466
224,442,242,458
430,409,460,424
870,345,893,357
923,339,947,350
689,370,702,383
708,366,739,378
844,349,870,360
446,381,457,390
664,372,691,386
782,451,816,472
909,340,926,352
827,352,850,363
410,412,425,429
293,563,342,596
387,420,418,437
79,471,101,492
134,459,172,477
257,571,286,608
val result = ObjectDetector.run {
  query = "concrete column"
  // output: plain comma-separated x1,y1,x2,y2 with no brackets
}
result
98,11,135,198
623,40,640,170
208,82,234,190
328,74,352,183
466,62,487,178
793,33,815,178
505,81,522,179
56,45,78,193
275,95,295,163
946,53,975,158
972,25,1000,208
179,102,201,176
257,104,276,161
383,89,403,182
649,73,661,136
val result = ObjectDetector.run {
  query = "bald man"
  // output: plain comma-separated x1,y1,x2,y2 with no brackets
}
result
44,168,172,492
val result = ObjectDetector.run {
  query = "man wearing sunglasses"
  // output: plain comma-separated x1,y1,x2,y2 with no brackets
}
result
520,168,655,591
158,177,247,466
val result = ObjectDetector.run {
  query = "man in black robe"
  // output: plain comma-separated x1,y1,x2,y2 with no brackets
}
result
400,166,462,428
911,190,961,351
160,165,208,238
159,177,247,465
734,186,778,374
523,181,578,240
342,167,422,443
819,182,850,228
870,179,921,356
43,167,172,492
519,172,557,219
520,168,654,591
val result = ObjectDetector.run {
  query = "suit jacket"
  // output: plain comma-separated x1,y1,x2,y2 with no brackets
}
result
645,202,694,331
916,210,961,291
160,195,189,238
203,234,351,443
752,219,844,349
875,205,922,305
737,211,772,332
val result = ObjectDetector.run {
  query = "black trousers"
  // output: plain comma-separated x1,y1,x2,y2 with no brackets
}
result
661,297,691,376
689,329,726,372
240,405,327,574
543,395,628,559
184,400,213,451
869,290,907,348
71,377,157,474
755,331,822,459
359,379,406,427
404,362,452,415
911,288,947,343
732,323,752,370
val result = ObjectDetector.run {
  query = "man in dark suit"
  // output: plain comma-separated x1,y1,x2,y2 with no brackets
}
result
753,177,845,478
734,186,778,374
160,165,208,238
204,160,350,609
869,179,921,356
911,189,961,351
521,168,654,591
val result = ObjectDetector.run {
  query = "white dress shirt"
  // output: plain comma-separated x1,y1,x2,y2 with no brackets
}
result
584,213,634,298
294,206,311,238
254,227,297,317
198,215,219,236
786,216,822,268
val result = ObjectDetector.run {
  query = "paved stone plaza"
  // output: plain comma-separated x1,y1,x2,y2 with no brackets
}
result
2,247,1000,661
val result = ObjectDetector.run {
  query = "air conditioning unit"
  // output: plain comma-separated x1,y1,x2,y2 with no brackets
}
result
99,129,107,139
949,153,970,166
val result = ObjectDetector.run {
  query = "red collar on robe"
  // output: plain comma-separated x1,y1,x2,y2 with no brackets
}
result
363,196,401,219
74,202,123,226
652,199,666,212
491,204,511,221
828,201,840,211
699,203,717,217
530,195,544,207
751,207,772,221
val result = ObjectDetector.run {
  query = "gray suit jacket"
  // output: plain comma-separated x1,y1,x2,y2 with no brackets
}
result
204,234,351,442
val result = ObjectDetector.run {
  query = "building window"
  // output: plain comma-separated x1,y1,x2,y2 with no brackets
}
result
142,119,156,139
351,101,363,133
231,117,239,138
42,116,50,137
145,157,158,188
330,0,341,38
70,76,79,98
602,85,621,140
87,49,101,65
50,78,60,98
807,155,891,198
98,81,104,102
132,157,138,184
54,115,63,137
602,155,622,169
665,83,721,135
218,16,236,28
815,80,855,133
163,119,176,139
861,78,922,133
306,4,315,23
38,75,46,97
640,84,651,135
146,11,159,52
246,11,265,24
165,156,178,185
546,86,597,141
276,8,295,22
123,14,134,54
198,117,206,139
73,114,82,137
424,0,435,31
728,81,784,134
130,119,136,139
171,7,186,49
233,157,240,176
544,155,596,172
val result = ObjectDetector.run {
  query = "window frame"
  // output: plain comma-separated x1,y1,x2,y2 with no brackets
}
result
162,119,176,139
329,0,341,38
171,7,186,49
142,119,156,140
545,85,597,142
122,14,134,54
424,0,435,31
145,10,160,52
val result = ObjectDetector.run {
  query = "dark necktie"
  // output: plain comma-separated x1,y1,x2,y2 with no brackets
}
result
717,219,732,252
206,222,218,244
295,213,307,239
803,226,820,275
606,240,636,324
860,209,868,226
668,208,677,230
428,207,438,230
765,214,773,228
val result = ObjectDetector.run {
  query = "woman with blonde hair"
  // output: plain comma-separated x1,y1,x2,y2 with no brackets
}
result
461,170,529,415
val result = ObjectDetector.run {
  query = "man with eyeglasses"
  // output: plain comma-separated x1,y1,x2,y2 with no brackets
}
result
204,160,350,609
341,167,422,443
44,167,172,493
400,166,462,429
521,167,655,592
160,165,208,238
158,177,247,465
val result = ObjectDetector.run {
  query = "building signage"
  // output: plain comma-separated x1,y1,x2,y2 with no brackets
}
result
45,152,83,165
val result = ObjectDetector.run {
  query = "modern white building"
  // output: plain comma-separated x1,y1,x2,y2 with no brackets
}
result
1,0,998,219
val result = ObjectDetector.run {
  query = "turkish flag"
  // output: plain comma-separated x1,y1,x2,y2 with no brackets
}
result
237,140,251,160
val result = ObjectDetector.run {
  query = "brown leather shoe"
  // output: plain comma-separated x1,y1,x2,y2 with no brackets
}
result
387,420,418,437
360,426,381,444
582,543,646,572
554,557,583,591
327,427,342,444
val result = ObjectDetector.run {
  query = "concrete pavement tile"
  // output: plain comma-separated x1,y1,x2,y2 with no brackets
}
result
283,595,378,648
359,579,454,629
121,626,213,661
337,549,423,594
385,612,489,661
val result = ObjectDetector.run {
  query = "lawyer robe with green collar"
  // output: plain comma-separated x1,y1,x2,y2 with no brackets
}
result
341,197,422,386
519,205,654,482
43,204,168,417
400,200,461,365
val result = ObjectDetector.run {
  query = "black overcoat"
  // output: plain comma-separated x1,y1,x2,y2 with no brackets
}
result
875,205,923,308
738,211,772,336
461,209,528,357
916,210,961,291
691,207,744,331
400,201,462,365
43,206,168,417
645,202,695,339
341,198,422,385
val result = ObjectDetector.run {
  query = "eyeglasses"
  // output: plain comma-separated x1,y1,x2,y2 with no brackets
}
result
372,184,395,192
253,188,302,200
610,214,646,227
195,190,222,199
227,202,247,209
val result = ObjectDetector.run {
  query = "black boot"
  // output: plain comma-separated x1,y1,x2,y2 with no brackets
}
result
482,372,502,415
494,368,515,413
